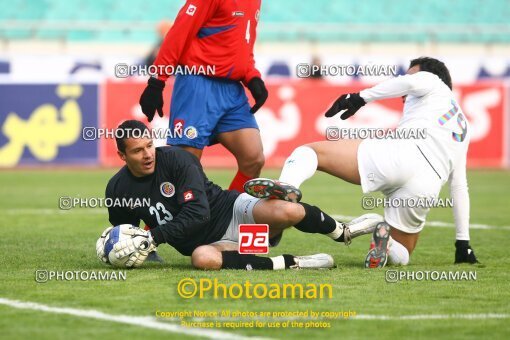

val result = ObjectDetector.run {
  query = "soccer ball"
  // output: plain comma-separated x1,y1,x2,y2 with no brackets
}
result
103,224,139,268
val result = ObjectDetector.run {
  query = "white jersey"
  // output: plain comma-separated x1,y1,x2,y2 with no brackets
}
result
360,71,470,240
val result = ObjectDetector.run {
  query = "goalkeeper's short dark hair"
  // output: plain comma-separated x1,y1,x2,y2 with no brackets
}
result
409,57,452,90
115,120,149,153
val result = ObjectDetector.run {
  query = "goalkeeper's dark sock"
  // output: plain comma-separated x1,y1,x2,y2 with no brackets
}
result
221,251,295,270
294,203,344,241
228,170,251,192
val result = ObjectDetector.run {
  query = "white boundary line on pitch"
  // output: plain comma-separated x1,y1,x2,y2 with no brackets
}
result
332,214,510,231
0,298,269,340
2,209,510,230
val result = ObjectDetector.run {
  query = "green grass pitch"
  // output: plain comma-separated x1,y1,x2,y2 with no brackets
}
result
0,168,509,339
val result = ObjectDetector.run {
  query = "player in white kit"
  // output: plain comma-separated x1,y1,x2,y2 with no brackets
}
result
244,57,479,268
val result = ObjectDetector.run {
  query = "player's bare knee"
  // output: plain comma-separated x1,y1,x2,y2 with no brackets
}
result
191,246,221,270
239,152,265,176
279,202,304,225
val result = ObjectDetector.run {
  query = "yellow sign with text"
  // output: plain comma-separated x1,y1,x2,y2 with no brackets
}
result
0,85,82,167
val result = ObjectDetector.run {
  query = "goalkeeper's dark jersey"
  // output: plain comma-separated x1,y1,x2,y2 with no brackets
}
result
105,146,239,256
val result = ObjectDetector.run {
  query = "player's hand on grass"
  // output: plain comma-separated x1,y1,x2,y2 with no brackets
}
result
139,77,165,122
454,240,479,264
247,77,268,114
96,226,113,263
325,92,366,120
113,228,157,261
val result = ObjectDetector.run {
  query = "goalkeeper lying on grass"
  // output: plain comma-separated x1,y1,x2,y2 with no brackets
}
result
96,120,382,270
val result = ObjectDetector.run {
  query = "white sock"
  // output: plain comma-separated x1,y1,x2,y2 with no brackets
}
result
279,146,318,188
388,237,409,266
270,255,286,270
327,220,344,240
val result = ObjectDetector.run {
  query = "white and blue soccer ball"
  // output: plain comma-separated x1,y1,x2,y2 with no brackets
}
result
97,224,138,268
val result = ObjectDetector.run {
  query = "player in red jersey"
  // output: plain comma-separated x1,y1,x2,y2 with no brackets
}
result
139,0,267,192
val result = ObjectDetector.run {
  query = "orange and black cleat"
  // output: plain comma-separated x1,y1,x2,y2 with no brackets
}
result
364,222,391,268
243,178,302,203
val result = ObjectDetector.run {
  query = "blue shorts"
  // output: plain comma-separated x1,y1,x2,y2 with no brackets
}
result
167,75,258,149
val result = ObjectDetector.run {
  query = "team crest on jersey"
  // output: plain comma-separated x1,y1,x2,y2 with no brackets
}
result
255,9,260,22
186,4,197,16
184,126,198,139
160,182,175,198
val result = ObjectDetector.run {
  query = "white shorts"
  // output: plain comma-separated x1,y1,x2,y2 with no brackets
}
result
357,139,443,233
211,193,261,244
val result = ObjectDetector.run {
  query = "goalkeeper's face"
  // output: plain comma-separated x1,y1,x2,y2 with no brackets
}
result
119,137,156,177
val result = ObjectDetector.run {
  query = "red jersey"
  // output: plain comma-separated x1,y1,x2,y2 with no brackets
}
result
154,0,262,86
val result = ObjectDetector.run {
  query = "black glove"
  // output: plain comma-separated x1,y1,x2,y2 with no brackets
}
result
247,77,268,114
455,240,479,264
325,92,366,120
139,77,165,122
